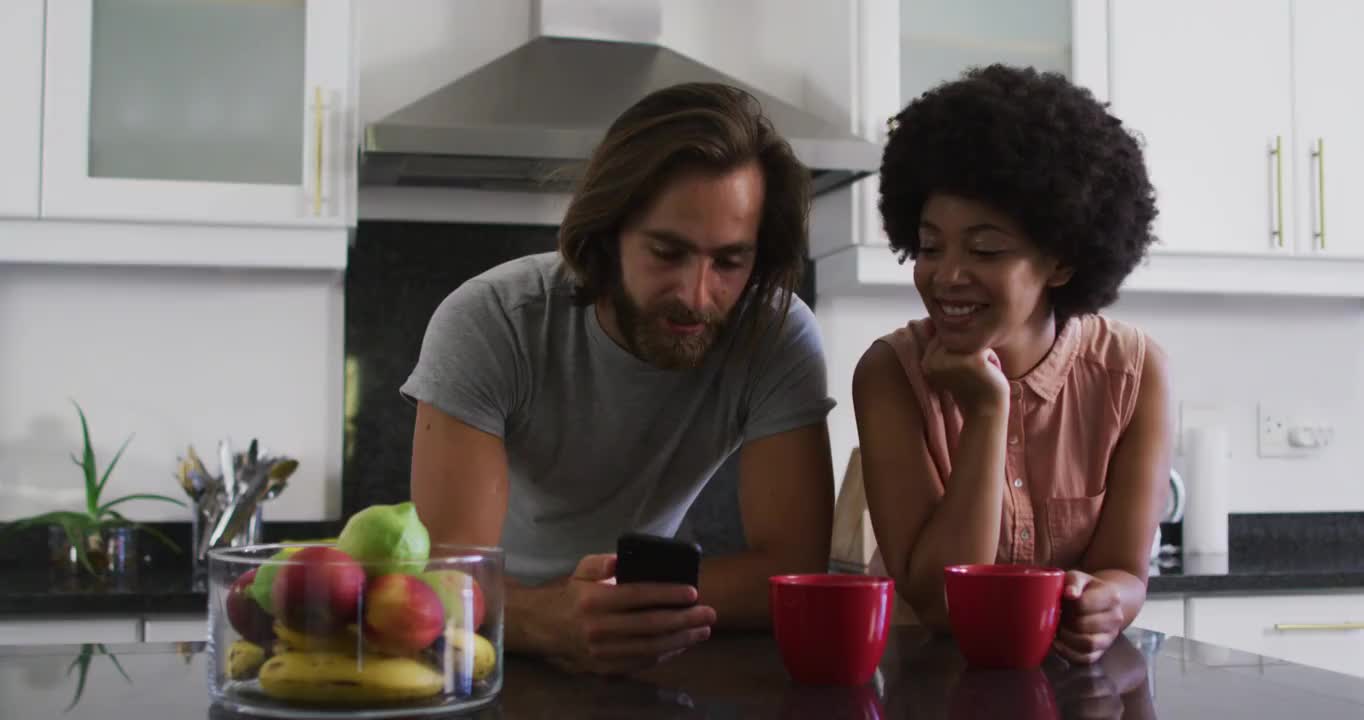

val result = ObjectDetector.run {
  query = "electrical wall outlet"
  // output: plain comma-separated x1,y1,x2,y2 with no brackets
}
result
1258,404,1336,458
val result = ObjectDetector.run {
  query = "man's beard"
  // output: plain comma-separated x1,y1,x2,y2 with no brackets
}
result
611,285,727,370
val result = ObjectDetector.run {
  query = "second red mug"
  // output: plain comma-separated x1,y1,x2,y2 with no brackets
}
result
943,564,1064,669
769,574,894,686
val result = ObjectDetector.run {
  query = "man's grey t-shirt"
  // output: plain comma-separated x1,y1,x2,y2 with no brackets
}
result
401,252,834,584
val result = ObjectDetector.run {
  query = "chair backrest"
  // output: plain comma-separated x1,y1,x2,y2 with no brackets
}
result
829,448,877,569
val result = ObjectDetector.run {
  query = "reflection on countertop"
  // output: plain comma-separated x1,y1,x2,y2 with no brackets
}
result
4,626,1364,718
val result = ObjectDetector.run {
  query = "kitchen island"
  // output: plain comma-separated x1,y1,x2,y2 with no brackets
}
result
3,625,1362,719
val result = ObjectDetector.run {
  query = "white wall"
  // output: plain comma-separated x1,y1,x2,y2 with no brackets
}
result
0,265,344,522
815,289,1364,512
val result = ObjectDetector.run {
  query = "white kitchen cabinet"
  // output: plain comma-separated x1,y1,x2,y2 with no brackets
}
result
142,614,208,643
1109,0,1296,255
0,0,45,219
1132,595,1185,637
0,617,140,646
41,0,355,228
1292,0,1364,258
1187,592,1364,678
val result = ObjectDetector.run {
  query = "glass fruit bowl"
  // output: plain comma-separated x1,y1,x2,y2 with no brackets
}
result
207,541,503,719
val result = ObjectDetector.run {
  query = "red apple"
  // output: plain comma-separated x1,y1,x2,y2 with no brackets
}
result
417,569,486,631
271,546,366,633
363,573,445,655
225,568,275,645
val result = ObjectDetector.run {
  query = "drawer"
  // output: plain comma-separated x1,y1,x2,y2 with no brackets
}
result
1187,593,1364,677
1132,595,1185,637
142,614,208,643
0,617,141,645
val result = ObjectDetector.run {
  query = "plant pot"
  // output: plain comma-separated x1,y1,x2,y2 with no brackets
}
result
48,524,139,588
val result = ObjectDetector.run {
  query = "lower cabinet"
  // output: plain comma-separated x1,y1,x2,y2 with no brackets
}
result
142,614,210,643
1132,595,1186,637
1186,592,1364,679
0,614,209,646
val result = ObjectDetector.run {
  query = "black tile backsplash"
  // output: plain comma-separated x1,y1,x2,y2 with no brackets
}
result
341,222,559,517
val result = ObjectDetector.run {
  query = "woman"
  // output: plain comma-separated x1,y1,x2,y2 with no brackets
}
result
854,64,1171,665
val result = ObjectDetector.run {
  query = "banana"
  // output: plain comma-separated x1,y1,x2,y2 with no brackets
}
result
441,629,497,682
258,652,444,703
272,622,356,654
226,640,266,680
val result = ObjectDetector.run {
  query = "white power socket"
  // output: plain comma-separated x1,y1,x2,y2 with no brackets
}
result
1258,404,1335,458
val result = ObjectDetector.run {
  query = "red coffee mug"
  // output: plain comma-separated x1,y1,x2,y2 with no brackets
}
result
943,564,1064,669
769,574,894,686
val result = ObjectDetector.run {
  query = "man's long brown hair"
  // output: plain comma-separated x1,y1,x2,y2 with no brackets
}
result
558,82,811,342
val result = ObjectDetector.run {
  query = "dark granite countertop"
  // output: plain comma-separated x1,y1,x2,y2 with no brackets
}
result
0,566,207,615
1147,549,1364,594
0,521,337,617
7,548,1359,617
1147,512,1364,595
2,514,1362,615
3,626,1363,718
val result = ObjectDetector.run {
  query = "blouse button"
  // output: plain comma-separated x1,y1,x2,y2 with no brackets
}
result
1009,435,1020,445
1020,529,1032,541
1012,478,1024,488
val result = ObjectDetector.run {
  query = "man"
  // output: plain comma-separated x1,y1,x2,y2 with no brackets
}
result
404,82,835,675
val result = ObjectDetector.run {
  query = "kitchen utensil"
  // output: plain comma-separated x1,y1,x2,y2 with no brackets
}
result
219,440,237,507
263,459,298,500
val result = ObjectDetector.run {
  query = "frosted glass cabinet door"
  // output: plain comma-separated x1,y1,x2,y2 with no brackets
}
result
42,0,354,227
0,0,44,218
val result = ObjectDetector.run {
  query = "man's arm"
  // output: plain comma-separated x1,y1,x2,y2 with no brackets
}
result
698,422,834,629
411,401,715,673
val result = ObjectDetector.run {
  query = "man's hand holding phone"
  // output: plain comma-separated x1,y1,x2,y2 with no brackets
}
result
544,535,715,675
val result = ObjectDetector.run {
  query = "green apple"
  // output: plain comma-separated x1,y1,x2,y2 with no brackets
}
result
336,501,430,577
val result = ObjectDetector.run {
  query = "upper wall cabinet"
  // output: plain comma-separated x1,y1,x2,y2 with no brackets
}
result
0,0,45,219
41,0,356,228
1292,0,1364,258
819,0,1364,298
1109,0,1295,256
1110,0,1364,258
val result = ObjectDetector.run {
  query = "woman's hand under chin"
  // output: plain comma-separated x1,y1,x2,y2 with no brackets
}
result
920,322,1011,417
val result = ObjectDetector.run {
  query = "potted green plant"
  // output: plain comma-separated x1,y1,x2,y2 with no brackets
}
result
0,401,186,578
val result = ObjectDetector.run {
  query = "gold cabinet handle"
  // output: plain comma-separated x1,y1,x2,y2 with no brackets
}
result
1273,622,1364,632
312,86,325,216
1312,138,1326,249
1270,135,1284,247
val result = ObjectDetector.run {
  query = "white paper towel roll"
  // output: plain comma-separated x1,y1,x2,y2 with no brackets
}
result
1183,425,1230,554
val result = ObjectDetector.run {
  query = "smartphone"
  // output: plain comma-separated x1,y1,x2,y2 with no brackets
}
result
615,532,702,589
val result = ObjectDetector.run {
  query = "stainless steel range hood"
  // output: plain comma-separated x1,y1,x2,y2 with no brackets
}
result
361,0,880,197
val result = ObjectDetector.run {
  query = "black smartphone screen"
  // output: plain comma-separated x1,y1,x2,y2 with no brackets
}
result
615,532,702,588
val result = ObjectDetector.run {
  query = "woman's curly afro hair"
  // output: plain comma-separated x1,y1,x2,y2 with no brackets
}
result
878,64,1157,319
